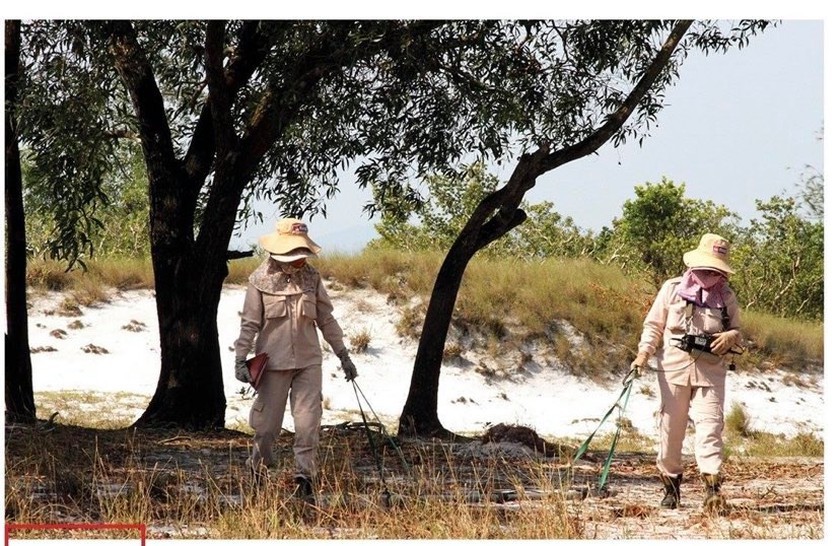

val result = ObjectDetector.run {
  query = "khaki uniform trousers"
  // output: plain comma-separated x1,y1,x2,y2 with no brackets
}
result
655,373,726,477
249,366,322,479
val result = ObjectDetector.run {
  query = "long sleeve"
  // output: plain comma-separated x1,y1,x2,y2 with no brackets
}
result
315,277,347,355
723,290,743,344
638,281,671,357
234,284,264,360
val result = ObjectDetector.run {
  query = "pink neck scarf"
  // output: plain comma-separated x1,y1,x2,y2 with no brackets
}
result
676,268,730,308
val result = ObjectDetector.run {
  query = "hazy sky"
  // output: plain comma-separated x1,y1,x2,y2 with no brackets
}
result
235,19,825,252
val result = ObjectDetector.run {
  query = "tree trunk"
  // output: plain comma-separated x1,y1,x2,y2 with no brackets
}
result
131,157,232,429
399,197,528,438
398,248,471,438
106,21,232,429
131,164,230,429
133,260,228,429
5,20,36,423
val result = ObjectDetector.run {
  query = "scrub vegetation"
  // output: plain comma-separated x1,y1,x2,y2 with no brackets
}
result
25,249,823,382
12,249,824,539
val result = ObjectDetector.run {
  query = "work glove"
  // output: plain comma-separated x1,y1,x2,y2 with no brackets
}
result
336,348,358,381
234,357,251,383
711,330,740,355
630,353,649,377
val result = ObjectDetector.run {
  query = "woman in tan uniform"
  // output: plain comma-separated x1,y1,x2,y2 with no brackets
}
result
234,218,357,500
631,233,742,512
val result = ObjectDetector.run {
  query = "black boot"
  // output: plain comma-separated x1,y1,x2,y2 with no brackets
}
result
702,473,726,513
294,476,315,504
660,473,682,509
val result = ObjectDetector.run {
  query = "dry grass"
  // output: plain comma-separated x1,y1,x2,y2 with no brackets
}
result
740,310,823,373
27,258,154,302
23,251,823,382
4,419,822,540
349,328,372,353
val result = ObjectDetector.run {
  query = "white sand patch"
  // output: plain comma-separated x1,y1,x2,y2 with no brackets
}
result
27,285,823,442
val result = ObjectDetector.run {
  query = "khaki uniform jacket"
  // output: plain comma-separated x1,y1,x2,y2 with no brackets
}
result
638,277,742,387
235,260,347,370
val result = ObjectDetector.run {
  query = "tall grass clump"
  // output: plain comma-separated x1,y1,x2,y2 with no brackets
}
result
740,310,823,373
317,249,442,298
225,256,262,284
459,255,648,335
731,431,824,458
452,255,650,378
725,402,753,438
27,258,154,304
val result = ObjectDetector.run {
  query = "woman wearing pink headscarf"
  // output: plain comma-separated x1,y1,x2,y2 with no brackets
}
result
631,233,742,513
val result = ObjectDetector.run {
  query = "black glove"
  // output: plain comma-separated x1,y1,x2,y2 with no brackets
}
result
234,358,251,383
336,349,358,381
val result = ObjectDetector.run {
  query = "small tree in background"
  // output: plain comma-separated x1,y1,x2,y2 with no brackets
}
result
23,147,151,259
607,178,739,287
731,195,823,320
372,162,597,259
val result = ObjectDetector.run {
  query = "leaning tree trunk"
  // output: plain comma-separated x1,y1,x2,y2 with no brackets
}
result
4,19,36,423
398,191,530,438
398,248,472,438
397,20,693,438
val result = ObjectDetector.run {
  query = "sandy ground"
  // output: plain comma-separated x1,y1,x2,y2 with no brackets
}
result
25,285,823,443
7,284,827,539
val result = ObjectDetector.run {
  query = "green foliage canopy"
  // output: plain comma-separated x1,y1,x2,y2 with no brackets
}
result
732,195,823,320
16,20,770,268
372,162,598,259
607,178,739,285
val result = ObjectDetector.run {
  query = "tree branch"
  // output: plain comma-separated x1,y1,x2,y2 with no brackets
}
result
183,21,272,184
107,20,180,179
540,20,694,173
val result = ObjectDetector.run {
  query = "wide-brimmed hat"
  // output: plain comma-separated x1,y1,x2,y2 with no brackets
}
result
269,248,318,263
259,218,321,257
683,233,734,275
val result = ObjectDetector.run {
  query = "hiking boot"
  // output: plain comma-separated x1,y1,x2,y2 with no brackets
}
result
294,476,315,504
702,473,726,513
660,473,682,509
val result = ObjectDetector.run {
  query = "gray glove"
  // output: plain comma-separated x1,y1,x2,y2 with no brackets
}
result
337,349,358,381
234,358,251,383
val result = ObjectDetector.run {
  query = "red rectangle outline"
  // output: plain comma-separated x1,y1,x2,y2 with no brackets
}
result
5,523,146,545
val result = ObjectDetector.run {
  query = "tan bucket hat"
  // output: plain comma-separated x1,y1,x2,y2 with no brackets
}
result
683,233,734,275
258,218,322,261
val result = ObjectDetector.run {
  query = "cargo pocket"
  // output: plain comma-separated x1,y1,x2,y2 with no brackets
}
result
249,399,266,431
697,307,725,334
301,294,317,319
264,295,288,320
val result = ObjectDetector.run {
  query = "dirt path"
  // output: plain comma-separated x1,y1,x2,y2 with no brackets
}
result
4,422,823,539
557,453,824,539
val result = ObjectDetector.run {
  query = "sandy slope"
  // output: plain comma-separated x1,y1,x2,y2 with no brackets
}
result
26,284,823,443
